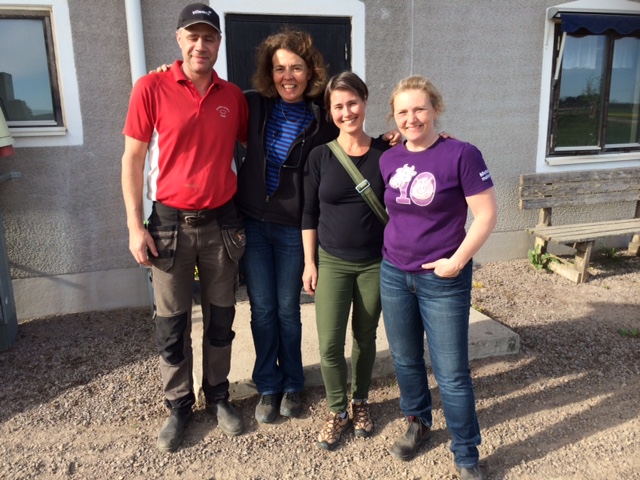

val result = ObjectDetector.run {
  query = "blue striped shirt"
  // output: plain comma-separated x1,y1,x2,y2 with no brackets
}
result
265,99,313,195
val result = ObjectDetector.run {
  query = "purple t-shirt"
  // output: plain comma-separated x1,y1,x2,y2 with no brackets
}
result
379,136,493,273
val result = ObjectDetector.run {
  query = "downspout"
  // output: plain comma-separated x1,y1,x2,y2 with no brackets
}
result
124,0,149,217
409,0,414,75
124,0,153,310
124,0,147,83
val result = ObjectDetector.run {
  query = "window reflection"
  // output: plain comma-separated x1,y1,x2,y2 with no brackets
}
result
606,37,640,145
556,35,606,148
0,18,55,124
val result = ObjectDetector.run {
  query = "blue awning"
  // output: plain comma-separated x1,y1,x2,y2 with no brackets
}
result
561,13,640,35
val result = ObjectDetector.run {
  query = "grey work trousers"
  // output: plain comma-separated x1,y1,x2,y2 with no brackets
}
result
148,202,245,410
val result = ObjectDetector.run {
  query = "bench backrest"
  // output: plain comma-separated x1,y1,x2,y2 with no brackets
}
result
519,167,640,210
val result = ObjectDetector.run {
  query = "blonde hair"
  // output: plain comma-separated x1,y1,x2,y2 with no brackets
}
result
386,75,446,126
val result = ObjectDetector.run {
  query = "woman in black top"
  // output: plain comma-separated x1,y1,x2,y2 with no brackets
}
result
302,72,390,450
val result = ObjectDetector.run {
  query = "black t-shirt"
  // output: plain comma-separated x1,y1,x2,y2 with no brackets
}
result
302,136,390,262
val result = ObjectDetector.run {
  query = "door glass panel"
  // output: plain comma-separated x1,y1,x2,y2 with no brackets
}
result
556,35,606,148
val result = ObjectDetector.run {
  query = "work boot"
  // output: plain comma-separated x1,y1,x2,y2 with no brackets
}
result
210,399,243,436
280,391,302,418
389,415,430,461
456,465,484,480
156,406,192,453
255,394,281,423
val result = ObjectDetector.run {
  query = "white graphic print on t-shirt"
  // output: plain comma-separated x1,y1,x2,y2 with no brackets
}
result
389,164,436,207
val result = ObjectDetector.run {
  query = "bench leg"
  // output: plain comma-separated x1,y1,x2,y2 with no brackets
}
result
534,236,548,254
629,234,640,256
573,241,594,284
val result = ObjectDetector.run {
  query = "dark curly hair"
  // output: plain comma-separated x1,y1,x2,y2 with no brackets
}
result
252,28,328,100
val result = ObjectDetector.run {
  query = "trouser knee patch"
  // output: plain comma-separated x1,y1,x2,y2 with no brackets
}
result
206,304,236,347
155,311,188,365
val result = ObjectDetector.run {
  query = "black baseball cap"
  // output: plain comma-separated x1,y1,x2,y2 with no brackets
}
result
177,3,221,33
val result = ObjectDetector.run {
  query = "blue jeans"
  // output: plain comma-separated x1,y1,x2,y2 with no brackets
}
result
243,217,305,395
380,259,481,468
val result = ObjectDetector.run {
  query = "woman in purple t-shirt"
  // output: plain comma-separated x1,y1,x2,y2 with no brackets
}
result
379,76,497,480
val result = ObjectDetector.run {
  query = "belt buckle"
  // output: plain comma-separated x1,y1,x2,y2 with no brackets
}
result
183,215,203,227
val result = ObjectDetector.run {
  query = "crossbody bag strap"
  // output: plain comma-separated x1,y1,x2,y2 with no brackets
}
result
327,140,389,225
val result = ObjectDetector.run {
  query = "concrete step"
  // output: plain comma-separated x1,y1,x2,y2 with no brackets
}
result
191,287,520,402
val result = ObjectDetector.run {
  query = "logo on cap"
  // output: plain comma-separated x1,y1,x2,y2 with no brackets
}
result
177,3,221,32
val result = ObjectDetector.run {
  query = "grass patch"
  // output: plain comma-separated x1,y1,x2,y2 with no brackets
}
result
617,328,640,338
598,243,622,262
528,245,555,271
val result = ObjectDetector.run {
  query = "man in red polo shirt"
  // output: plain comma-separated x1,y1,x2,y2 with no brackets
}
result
121,3,248,453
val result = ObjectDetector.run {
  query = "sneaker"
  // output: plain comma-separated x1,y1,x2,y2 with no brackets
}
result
457,465,484,480
280,391,302,418
316,412,351,451
156,407,192,453
389,415,430,461
351,400,373,438
209,399,243,436
255,394,280,423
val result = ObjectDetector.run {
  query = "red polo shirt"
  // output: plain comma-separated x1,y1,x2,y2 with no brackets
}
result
123,60,248,210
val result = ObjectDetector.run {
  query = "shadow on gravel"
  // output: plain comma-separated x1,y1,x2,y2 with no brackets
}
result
0,307,155,423
472,299,640,476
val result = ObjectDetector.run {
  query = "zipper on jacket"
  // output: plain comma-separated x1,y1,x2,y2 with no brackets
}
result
284,130,306,169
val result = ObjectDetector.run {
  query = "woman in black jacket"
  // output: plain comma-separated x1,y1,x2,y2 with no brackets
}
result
235,29,338,424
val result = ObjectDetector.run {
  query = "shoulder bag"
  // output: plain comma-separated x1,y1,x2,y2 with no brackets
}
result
327,139,389,226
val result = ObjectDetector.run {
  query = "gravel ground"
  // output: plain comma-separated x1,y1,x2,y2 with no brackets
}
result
1,252,639,479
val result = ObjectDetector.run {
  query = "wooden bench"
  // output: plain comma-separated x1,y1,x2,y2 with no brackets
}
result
519,167,640,283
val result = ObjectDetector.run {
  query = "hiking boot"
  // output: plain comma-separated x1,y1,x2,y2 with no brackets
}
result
280,391,302,418
389,415,430,461
156,407,192,453
209,399,243,436
457,465,484,480
316,411,351,451
351,400,373,438
255,394,280,423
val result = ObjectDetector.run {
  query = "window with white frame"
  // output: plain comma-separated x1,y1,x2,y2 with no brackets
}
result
547,12,640,158
0,9,62,128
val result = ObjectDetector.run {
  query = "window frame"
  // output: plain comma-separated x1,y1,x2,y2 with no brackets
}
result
536,1,640,170
0,9,64,128
547,23,640,157
0,0,82,147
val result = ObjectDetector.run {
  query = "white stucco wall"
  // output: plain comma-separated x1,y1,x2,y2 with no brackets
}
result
2,0,638,319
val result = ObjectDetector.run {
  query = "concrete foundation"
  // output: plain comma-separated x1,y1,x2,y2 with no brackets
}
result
191,288,520,402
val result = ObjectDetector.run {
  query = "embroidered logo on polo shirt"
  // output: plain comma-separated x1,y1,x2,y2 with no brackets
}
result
217,106,230,118
479,169,491,181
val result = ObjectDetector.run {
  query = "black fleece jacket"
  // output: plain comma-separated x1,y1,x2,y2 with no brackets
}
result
235,90,339,227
